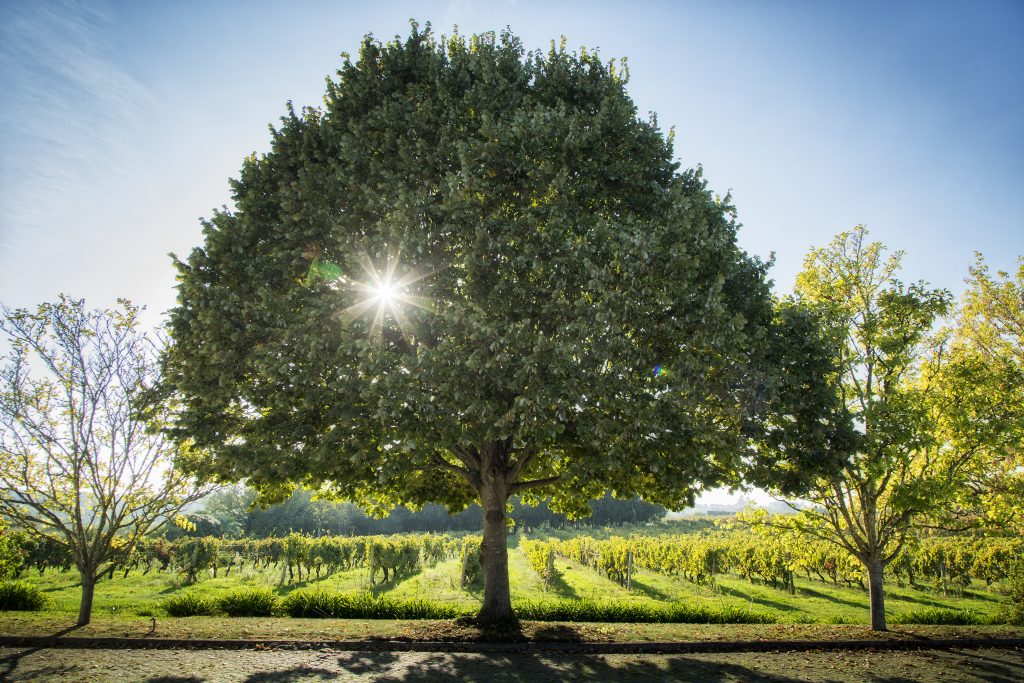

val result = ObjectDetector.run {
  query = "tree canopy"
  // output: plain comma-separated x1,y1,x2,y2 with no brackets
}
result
161,24,849,621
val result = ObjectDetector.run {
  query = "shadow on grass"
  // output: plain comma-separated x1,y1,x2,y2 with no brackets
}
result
894,585,1004,606
627,576,672,601
531,623,585,642
959,588,1004,604
889,592,973,610
546,572,581,601
797,585,868,610
716,583,799,613
369,568,425,597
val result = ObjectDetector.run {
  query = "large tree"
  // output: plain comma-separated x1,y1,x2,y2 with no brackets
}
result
162,25,849,621
0,297,210,625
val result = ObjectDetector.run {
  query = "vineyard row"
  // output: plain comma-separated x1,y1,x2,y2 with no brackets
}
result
521,533,1023,596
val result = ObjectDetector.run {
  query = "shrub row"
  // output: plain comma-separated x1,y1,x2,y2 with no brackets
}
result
889,608,989,626
5,578,1007,625
159,587,469,620
280,590,467,619
158,589,778,623
161,587,281,617
513,599,775,624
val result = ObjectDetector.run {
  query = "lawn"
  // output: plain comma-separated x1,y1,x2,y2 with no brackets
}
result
9,535,1012,626
1,611,1020,643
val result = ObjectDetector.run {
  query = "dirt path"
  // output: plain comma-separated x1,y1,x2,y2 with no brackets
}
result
1,646,1021,682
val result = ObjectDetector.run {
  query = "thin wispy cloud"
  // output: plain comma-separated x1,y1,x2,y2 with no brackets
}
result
0,0,154,263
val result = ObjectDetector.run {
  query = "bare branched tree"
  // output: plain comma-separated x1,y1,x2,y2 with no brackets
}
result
0,296,212,625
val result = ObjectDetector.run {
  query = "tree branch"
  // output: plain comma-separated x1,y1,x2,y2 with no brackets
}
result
510,475,561,494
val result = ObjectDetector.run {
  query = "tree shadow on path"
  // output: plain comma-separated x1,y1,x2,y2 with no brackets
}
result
0,624,80,680
332,650,817,683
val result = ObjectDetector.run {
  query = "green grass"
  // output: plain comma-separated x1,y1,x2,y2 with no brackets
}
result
513,599,773,623
381,557,479,608
9,535,1013,625
3,611,1020,644
891,607,989,626
549,558,1007,626
281,590,467,619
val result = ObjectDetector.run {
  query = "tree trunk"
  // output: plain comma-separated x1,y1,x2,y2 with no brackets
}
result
77,570,96,626
866,556,887,631
478,481,513,623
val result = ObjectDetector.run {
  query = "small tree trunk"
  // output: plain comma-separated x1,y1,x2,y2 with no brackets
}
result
77,570,96,626
626,550,633,591
478,481,513,623
866,556,887,631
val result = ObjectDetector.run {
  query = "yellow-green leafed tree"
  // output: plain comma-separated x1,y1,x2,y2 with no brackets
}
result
751,241,1023,631
0,297,212,625
789,226,956,631
948,255,1024,532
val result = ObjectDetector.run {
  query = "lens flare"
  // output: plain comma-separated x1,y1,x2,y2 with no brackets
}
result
343,252,433,339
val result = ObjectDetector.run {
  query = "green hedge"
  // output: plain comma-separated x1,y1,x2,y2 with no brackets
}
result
891,608,990,626
280,590,468,619
512,599,775,624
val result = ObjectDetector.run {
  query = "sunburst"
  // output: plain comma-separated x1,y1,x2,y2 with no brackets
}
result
343,252,432,338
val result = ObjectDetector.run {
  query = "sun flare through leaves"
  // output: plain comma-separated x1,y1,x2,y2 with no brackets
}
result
343,253,433,339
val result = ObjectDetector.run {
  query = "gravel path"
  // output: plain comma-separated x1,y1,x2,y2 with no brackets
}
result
1,646,1022,682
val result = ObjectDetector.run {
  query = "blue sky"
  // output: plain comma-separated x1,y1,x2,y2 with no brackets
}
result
2,0,1022,322
1,0,1021,505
